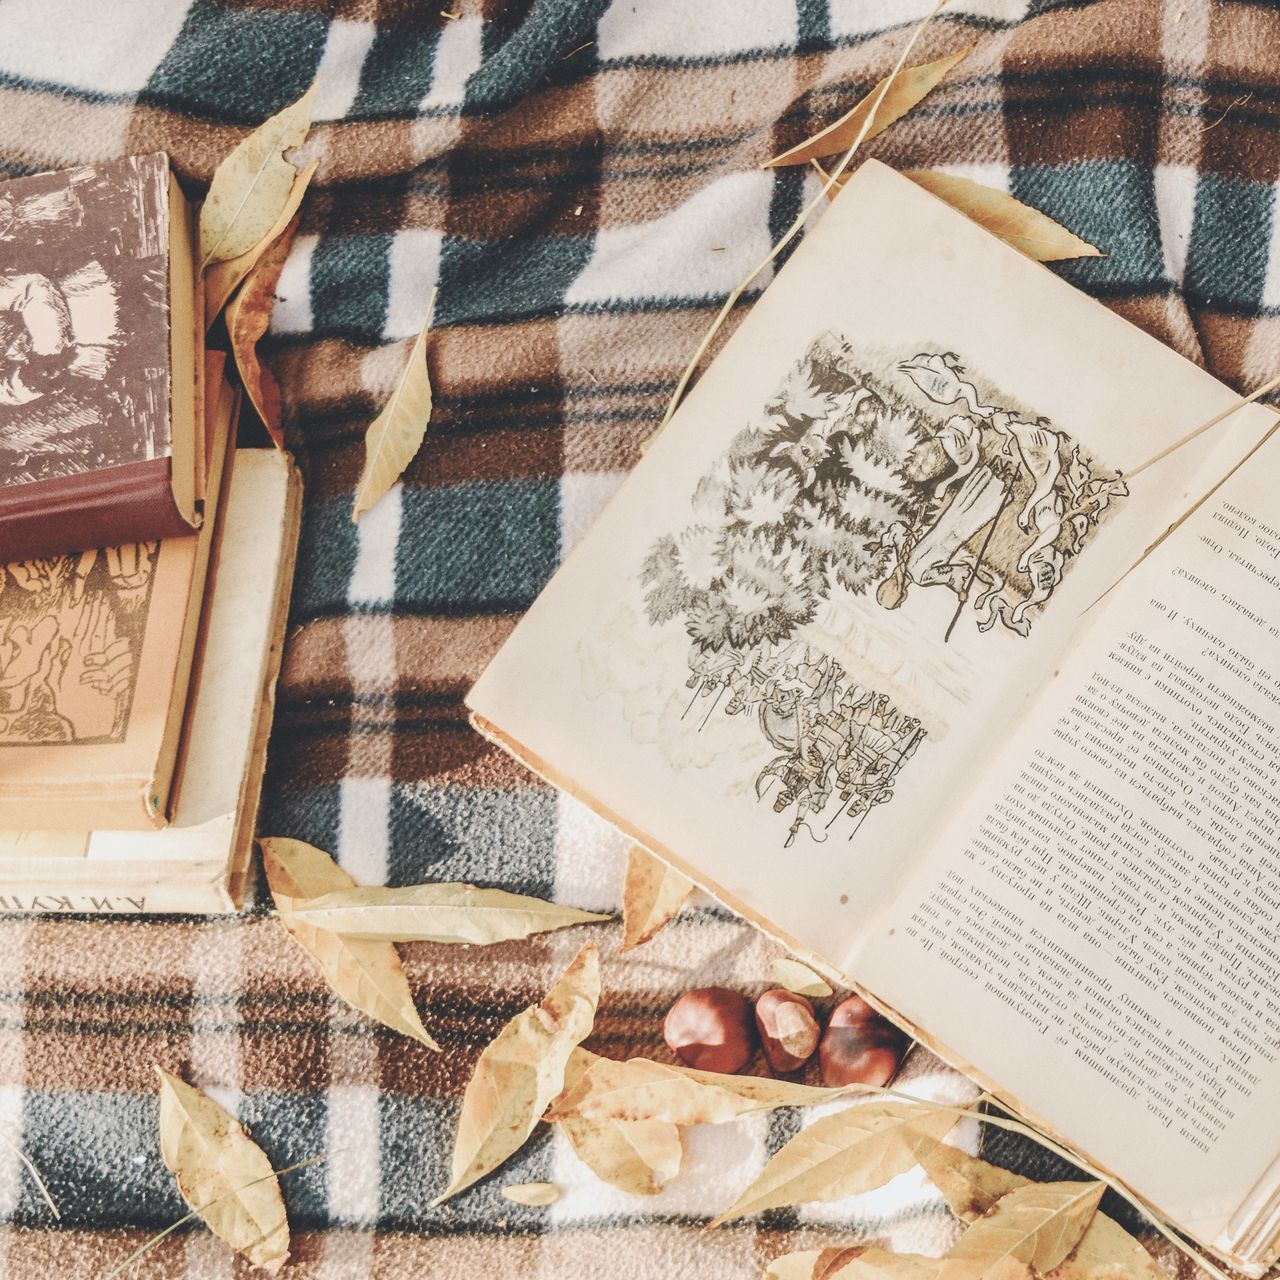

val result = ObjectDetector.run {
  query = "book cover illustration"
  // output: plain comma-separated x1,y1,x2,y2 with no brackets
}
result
0,153,172,487
0,542,159,746
638,333,1128,845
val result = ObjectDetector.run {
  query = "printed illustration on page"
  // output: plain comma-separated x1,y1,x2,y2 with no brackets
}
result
638,333,1128,846
0,154,172,486
0,541,160,746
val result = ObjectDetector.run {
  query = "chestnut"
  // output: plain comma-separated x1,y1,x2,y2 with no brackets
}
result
755,989,820,1073
818,995,908,1087
663,987,756,1073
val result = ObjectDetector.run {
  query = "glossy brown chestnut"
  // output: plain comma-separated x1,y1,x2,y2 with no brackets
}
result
663,987,756,1074
755,989,820,1073
818,995,908,1087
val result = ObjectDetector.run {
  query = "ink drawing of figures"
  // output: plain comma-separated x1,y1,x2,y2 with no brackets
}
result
640,332,1126,845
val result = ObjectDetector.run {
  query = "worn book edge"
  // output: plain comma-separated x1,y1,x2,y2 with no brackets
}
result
167,165,202,530
466,706,1273,1277
193,447,302,908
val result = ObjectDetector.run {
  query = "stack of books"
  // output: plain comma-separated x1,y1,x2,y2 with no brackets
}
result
0,153,302,912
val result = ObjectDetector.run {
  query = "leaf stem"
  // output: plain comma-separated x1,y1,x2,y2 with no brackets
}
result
0,1124,59,1219
652,0,949,438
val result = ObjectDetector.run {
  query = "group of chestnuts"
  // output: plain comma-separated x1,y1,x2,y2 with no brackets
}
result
662,985,908,1085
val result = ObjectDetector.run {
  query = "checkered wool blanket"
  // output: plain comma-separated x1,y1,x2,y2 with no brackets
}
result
0,0,1277,1275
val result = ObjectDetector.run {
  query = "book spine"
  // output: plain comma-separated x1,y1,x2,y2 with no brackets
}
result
0,458,196,563
0,860,235,914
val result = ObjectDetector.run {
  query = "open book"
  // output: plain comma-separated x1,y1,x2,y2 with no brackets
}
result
468,161,1280,1273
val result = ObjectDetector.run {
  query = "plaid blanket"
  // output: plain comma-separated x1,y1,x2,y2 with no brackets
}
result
0,0,1277,1274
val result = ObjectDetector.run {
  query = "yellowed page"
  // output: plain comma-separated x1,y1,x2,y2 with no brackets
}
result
853,424,1280,1250
468,159,1274,965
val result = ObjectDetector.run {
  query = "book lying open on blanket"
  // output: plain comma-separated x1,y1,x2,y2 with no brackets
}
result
468,161,1280,1273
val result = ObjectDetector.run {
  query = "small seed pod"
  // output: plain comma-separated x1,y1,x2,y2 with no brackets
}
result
755,989,820,1073
663,986,756,1074
818,995,908,1088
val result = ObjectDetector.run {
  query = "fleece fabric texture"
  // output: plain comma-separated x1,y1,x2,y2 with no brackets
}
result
0,0,1277,1275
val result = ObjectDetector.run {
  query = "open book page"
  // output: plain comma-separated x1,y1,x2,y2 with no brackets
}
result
468,159,1275,967
849,423,1280,1252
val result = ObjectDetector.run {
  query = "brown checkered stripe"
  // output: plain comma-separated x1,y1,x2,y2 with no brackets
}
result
0,1,1277,1275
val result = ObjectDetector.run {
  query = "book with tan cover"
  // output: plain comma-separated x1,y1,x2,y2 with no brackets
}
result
0,446,302,911
0,351,227,830
468,162,1280,1273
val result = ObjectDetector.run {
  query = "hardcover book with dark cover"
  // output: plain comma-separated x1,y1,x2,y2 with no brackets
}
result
0,152,201,561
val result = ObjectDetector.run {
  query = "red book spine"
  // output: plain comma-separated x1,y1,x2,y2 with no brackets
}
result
0,458,196,561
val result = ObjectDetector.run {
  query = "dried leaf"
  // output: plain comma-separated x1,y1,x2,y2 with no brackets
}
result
767,48,970,168
1050,1214,1168,1280
813,1249,874,1280
155,1068,289,1274
773,957,834,998
353,294,437,521
901,170,1100,261
261,838,439,1050
547,1053,840,1126
709,1102,957,1226
827,1250,941,1280
939,1181,1106,1280
921,1150,1165,1280
561,1111,683,1196
552,1050,683,1196
621,845,693,950
764,1251,828,1280
434,942,600,1204
500,1181,560,1206
225,213,299,448
284,882,610,944
205,160,316,328
200,84,316,270
922,1144,1029,1221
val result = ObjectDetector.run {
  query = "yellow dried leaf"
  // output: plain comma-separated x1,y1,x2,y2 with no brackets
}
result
434,942,600,1204
940,1181,1106,1280
561,1111,683,1196
924,1147,1163,1280
1050,1212,1167,1280
767,48,970,168
353,294,437,521
709,1102,957,1226
621,845,693,950
200,84,316,270
901,171,1100,261
763,1250,828,1280
553,1050,683,1196
500,1181,560,1206
284,882,610,944
226,212,299,448
261,838,439,1050
155,1068,289,1274
547,1053,839,1126
773,957,834,998
827,1250,941,1280
813,1249,873,1280
205,160,316,328
923,1144,1029,1221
